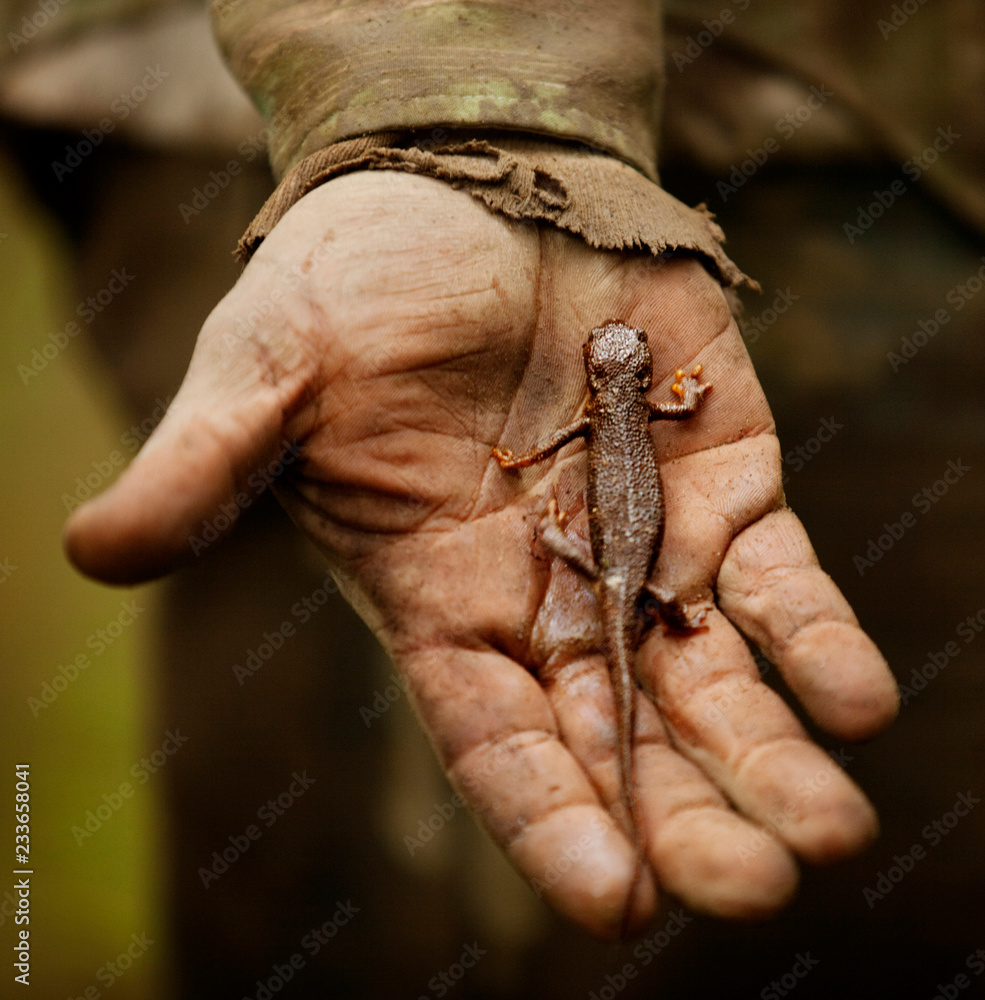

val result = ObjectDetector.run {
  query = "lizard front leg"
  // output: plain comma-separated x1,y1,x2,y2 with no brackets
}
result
492,415,590,468
648,364,712,421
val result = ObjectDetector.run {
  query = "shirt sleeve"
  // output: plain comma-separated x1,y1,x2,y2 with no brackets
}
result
213,0,754,288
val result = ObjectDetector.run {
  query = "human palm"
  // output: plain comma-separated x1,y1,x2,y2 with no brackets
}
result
65,172,898,939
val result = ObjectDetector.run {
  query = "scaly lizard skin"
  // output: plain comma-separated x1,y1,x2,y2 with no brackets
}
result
492,320,710,933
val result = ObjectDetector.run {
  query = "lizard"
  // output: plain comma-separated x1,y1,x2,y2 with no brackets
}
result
492,320,711,935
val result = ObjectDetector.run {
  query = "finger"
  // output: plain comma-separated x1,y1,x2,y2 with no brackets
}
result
716,509,900,740
636,732,799,919
397,642,654,940
63,294,310,584
650,432,785,605
641,612,880,865
543,652,799,920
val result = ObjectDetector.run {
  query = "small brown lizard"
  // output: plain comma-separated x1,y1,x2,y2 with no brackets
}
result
492,320,710,934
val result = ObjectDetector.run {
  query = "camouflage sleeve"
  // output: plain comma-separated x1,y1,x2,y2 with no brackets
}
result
213,0,753,286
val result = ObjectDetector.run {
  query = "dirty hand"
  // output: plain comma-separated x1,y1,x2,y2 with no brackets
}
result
64,172,899,939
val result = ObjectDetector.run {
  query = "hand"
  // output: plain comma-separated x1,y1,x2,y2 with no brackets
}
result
64,172,899,939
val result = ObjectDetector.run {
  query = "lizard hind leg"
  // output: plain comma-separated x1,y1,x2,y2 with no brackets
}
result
640,584,710,632
537,497,599,582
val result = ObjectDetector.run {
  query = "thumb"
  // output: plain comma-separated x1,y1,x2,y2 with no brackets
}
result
64,317,302,585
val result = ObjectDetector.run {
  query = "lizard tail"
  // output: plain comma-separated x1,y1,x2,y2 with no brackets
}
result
604,599,647,938
618,687,646,941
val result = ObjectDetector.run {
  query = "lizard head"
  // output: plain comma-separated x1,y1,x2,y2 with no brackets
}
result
584,321,653,393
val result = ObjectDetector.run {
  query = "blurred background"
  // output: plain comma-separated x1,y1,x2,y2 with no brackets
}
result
0,1,982,997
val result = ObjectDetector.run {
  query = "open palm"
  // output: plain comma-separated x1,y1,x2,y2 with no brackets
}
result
66,172,898,938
